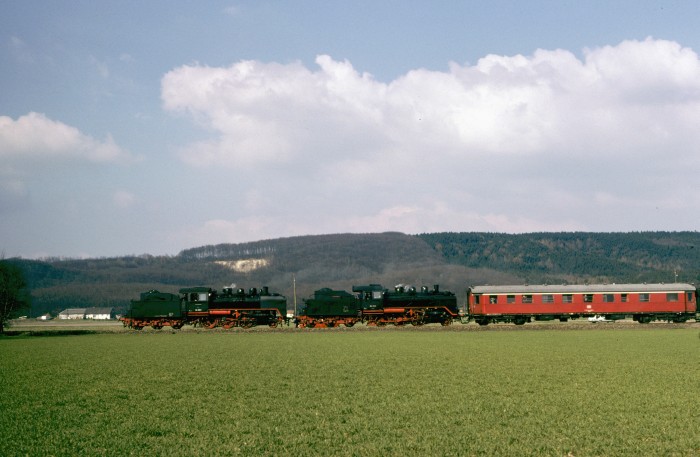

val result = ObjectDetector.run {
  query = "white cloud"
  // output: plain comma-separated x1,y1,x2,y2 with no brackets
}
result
162,38,700,172
113,190,136,209
0,112,134,163
157,38,700,242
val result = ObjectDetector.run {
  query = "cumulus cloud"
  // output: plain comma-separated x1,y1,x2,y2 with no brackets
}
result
162,37,700,171
160,38,700,239
0,112,134,163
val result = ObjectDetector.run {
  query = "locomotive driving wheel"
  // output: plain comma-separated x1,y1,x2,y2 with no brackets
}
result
240,318,255,329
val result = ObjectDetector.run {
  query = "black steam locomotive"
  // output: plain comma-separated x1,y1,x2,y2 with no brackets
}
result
121,286,286,330
296,284,459,328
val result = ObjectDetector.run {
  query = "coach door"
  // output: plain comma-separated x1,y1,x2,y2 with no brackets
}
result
468,290,483,314
687,291,696,313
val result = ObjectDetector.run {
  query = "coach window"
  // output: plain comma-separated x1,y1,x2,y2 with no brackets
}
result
687,292,694,302
563,294,573,304
621,294,628,303
543,294,554,304
639,293,650,302
603,294,614,303
666,293,678,302
474,295,481,305
489,295,498,304
584,294,594,303
507,295,515,304
522,295,532,304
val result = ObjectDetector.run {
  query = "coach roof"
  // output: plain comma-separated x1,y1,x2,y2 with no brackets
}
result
469,283,696,294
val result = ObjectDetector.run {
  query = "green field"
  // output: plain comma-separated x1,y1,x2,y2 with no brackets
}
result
1,327,698,456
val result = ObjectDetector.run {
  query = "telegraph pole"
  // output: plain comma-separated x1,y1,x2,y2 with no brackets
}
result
293,274,297,316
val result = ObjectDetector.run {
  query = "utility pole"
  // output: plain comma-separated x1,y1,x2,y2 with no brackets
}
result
293,274,297,316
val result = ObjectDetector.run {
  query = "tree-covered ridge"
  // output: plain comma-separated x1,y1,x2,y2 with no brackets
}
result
10,231,700,318
417,232,700,284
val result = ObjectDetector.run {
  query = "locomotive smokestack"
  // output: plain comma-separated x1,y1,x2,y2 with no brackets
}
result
434,284,440,293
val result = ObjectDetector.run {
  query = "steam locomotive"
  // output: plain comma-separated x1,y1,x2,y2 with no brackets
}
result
121,286,286,330
296,284,460,328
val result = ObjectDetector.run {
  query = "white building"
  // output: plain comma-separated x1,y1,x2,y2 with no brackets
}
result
58,308,87,320
84,307,115,320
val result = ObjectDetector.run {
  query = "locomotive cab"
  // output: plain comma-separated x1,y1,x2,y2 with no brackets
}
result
179,287,213,312
353,284,385,310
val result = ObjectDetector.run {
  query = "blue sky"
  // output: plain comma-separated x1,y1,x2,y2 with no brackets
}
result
2,1,700,258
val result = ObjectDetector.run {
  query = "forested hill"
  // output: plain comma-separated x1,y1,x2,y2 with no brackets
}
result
9,231,700,317
417,232,700,284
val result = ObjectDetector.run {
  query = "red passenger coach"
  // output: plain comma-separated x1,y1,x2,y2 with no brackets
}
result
467,283,697,325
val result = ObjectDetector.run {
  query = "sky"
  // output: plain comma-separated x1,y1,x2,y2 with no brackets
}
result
2,1,700,259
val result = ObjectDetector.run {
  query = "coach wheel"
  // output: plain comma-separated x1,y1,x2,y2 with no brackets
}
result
514,317,526,325
476,319,488,326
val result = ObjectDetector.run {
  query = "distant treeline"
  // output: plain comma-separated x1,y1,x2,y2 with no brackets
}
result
9,231,699,318
418,231,700,284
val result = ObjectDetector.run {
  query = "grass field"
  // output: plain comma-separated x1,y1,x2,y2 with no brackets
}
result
1,325,698,456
